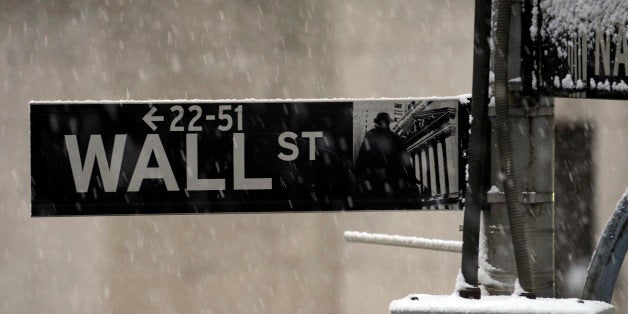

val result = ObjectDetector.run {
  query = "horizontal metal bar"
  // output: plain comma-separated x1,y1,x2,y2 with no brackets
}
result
487,191,554,204
488,106,554,117
487,226,554,236
343,231,462,253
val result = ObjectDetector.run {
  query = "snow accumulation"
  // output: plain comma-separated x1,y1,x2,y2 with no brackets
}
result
29,95,474,104
597,79,612,91
343,231,462,253
560,76,626,91
454,270,474,292
512,279,529,295
458,94,472,105
487,185,502,193
612,80,628,92
393,209,615,313
477,213,507,288
576,79,586,89
561,74,575,89
584,78,628,92
390,294,614,314
540,0,627,47
530,0,540,40
554,76,561,88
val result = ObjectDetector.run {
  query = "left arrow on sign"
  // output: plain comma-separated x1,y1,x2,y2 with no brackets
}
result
143,106,164,131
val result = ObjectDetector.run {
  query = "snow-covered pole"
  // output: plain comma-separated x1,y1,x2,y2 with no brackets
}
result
343,231,462,253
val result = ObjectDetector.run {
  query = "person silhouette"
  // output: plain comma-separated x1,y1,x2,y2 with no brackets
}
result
355,112,419,208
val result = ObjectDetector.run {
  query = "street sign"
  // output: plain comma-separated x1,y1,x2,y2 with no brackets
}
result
30,98,469,216
522,0,628,99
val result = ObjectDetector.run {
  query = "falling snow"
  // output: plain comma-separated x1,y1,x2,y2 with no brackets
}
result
1,1,627,313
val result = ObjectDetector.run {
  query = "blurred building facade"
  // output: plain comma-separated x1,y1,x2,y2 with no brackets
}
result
0,0,627,313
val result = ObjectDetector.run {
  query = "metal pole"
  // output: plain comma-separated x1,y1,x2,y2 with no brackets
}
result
459,0,492,299
483,98,555,297
479,0,555,297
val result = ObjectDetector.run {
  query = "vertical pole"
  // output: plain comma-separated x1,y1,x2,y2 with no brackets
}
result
484,99,555,297
482,0,555,297
459,0,492,299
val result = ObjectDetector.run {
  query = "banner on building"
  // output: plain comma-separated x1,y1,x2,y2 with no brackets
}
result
522,0,627,99
30,98,469,216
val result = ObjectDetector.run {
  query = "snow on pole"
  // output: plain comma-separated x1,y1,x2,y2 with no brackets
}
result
343,231,462,253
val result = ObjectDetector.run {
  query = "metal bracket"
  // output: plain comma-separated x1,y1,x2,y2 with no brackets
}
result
487,191,554,204
488,105,554,117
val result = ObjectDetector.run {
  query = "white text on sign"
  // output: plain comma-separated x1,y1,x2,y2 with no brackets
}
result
65,105,324,193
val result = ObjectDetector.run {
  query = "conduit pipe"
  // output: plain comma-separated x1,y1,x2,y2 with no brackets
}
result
493,0,535,297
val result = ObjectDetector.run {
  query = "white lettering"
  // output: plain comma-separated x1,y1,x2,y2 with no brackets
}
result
278,131,299,161
65,134,126,193
301,131,324,160
595,29,611,76
186,133,225,191
233,133,271,190
128,134,179,192
613,26,628,77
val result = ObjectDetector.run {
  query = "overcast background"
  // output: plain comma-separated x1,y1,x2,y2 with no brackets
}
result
1,0,627,313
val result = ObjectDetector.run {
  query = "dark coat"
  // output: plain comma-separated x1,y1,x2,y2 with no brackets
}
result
355,125,418,207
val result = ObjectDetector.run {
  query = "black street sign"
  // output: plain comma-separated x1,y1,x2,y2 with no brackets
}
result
521,0,627,99
30,98,469,216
